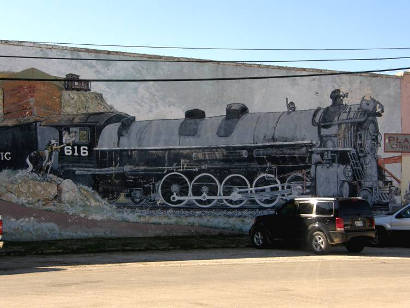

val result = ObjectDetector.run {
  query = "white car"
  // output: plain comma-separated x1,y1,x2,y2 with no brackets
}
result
375,204,410,246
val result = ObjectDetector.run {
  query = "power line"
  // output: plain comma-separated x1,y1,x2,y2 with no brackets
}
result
8,40,410,51
1,54,410,63
0,67,408,83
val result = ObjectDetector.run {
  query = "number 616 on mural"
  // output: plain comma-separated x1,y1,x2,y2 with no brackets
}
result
64,145,89,157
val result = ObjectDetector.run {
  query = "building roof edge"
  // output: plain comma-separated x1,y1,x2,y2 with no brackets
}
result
0,40,402,80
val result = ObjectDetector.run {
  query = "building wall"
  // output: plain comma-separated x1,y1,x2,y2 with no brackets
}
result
0,88,3,116
0,41,406,241
401,73,410,201
0,41,401,133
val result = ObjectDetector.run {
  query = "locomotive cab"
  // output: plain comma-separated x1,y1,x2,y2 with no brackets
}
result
42,112,130,186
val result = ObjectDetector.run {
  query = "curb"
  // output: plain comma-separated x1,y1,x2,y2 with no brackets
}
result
0,235,250,256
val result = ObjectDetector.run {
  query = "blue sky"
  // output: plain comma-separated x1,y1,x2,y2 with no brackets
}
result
1,0,410,73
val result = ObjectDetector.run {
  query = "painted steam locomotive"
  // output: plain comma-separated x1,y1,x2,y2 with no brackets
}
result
65,90,390,208
0,89,392,208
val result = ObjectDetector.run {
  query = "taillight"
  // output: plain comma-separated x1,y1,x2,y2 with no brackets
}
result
335,217,344,231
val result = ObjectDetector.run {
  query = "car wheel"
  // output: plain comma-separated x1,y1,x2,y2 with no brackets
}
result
309,231,329,254
374,227,388,246
251,228,267,249
345,241,365,253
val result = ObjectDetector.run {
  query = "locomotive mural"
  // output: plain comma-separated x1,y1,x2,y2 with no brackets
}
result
1,89,391,209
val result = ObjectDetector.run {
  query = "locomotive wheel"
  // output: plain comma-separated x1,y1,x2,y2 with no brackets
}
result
252,174,282,207
159,172,190,207
221,174,250,208
190,173,220,208
285,173,312,197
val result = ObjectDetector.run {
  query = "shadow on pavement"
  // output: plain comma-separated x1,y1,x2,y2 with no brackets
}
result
0,266,64,275
1,238,410,276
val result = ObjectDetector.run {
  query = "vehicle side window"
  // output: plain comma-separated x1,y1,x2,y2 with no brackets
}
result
397,207,410,219
316,201,334,216
297,202,313,215
278,201,297,217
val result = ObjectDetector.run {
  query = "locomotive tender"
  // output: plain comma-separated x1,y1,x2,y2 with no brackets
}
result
67,89,391,208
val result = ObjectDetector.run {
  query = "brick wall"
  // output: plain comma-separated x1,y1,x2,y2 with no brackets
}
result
2,81,61,119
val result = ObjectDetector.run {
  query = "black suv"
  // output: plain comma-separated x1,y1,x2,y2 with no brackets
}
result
249,197,375,254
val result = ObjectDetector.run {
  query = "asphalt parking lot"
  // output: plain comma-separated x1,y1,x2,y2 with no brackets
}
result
1,246,410,307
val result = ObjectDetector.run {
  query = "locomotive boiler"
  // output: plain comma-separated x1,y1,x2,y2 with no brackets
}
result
72,90,390,208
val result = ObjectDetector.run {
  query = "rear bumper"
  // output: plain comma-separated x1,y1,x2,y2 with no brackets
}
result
329,230,375,245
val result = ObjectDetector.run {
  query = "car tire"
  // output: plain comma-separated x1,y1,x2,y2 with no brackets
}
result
345,241,365,253
374,226,388,247
251,228,267,249
309,231,329,254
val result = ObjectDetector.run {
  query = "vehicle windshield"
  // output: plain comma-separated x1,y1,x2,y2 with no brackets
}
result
386,205,410,215
338,199,372,216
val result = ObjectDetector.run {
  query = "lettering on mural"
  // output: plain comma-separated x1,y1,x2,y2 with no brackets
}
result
384,134,410,153
0,152,12,160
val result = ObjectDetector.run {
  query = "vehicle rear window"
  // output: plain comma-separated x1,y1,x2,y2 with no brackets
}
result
316,201,333,216
338,199,372,216
298,202,314,214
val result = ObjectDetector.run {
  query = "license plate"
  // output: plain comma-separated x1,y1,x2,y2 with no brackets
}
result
354,220,364,227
